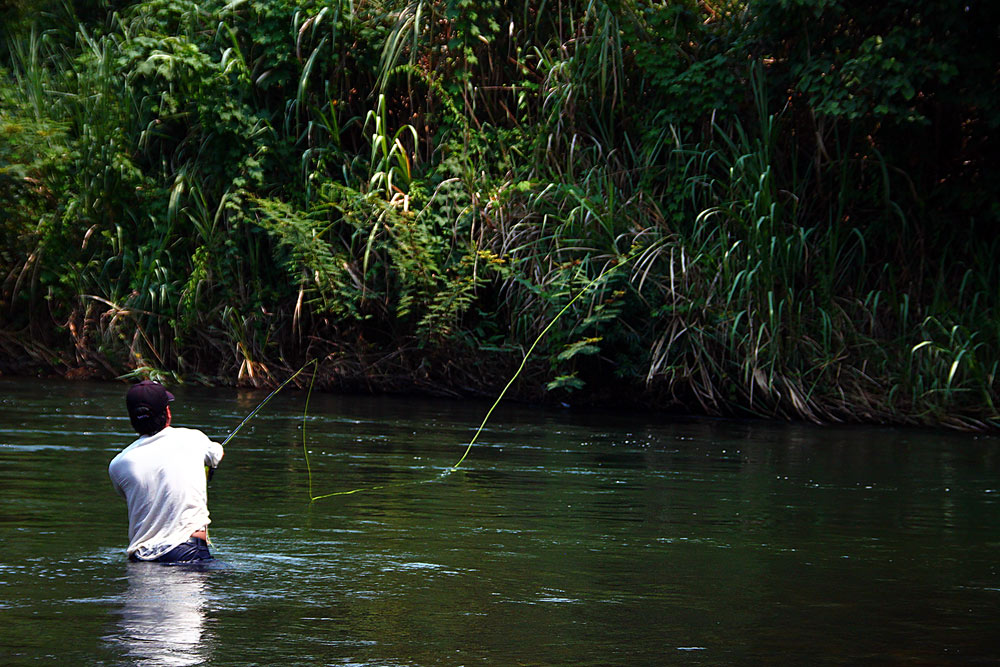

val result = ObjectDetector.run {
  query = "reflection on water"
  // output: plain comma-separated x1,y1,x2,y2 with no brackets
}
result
113,563,214,666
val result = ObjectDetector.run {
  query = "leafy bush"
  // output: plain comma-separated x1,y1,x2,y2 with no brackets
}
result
0,0,996,427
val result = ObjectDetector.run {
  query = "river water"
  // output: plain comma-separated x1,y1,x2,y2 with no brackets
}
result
1,377,999,665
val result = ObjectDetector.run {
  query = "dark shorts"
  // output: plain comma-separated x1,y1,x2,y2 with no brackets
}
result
129,537,213,563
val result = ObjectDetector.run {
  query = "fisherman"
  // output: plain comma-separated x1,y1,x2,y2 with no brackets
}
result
109,380,224,562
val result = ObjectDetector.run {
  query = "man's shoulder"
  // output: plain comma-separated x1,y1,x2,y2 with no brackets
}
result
165,426,205,436
108,437,145,480
110,435,147,463
163,426,219,447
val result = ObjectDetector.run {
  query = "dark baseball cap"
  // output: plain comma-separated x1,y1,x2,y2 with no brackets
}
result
126,380,174,434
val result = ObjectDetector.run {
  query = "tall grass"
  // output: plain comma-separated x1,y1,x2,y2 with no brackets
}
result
0,0,996,428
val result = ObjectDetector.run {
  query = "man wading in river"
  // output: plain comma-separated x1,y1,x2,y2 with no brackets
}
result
109,380,224,563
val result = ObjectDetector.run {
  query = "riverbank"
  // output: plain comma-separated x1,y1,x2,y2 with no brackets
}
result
2,1,997,431
1,318,995,432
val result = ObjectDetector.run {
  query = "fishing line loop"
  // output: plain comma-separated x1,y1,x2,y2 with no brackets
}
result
225,239,665,501
305,238,666,499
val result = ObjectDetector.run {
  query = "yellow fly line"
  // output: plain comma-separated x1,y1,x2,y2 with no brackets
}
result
304,239,661,501
224,240,662,502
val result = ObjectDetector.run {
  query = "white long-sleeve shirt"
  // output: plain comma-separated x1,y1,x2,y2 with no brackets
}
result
109,426,224,559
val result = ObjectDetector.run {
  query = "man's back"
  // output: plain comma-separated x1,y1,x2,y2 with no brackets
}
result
110,426,224,560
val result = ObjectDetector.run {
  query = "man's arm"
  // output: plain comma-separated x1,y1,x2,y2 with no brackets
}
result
204,435,224,481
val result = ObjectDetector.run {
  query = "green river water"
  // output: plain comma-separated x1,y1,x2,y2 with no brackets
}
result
1,377,999,665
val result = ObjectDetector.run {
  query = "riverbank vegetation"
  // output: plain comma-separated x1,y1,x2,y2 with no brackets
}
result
2,0,998,429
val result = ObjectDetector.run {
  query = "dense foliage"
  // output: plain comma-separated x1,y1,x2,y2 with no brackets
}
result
2,0,998,428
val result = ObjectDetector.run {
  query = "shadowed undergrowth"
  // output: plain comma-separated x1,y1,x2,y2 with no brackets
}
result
1,0,997,430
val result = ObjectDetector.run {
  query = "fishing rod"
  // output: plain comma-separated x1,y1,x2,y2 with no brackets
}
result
202,360,317,544
203,359,317,491
212,357,427,501
221,359,318,447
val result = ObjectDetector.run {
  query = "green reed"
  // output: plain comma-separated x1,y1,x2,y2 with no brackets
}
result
0,0,996,428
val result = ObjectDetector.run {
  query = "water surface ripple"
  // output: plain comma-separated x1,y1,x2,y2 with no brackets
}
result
2,378,999,664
